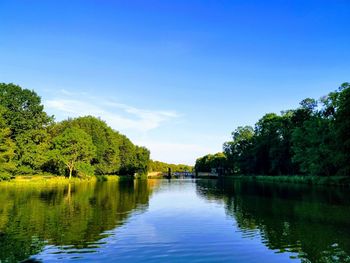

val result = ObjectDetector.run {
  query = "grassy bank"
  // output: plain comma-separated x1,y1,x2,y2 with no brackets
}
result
0,174,122,184
222,175,350,187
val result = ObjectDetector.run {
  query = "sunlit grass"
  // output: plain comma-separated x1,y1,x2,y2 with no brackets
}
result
0,175,120,187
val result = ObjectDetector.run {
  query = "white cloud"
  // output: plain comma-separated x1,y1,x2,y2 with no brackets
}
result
44,93,179,133
43,90,220,165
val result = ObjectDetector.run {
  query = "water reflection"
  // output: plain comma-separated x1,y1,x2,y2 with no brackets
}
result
0,179,158,262
196,178,350,263
1,178,350,262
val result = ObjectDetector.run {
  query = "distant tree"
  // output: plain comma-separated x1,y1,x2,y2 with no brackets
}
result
195,153,227,174
50,127,96,179
148,160,193,173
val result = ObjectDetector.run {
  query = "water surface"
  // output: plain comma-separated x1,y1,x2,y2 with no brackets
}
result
0,178,349,262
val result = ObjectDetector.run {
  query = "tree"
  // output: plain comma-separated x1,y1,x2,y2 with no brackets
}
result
292,115,337,176
335,83,350,175
134,146,150,175
224,126,254,174
15,129,51,174
119,135,136,175
149,160,193,173
51,116,122,175
195,153,227,174
50,127,96,179
0,83,52,138
0,107,16,180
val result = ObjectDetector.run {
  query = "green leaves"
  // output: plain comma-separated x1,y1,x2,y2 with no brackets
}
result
0,106,16,179
0,83,151,178
51,127,96,178
0,83,53,137
198,82,350,177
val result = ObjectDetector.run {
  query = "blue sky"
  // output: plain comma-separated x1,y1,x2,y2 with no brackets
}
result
1,0,349,165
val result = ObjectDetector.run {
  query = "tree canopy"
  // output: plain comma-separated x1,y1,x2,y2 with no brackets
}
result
0,83,151,180
196,83,350,177
0,83,52,137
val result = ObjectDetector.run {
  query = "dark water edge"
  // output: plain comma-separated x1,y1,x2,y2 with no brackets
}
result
197,178,350,262
197,175,350,187
0,178,349,262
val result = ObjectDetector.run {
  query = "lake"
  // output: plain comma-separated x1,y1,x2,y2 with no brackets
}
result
0,178,349,262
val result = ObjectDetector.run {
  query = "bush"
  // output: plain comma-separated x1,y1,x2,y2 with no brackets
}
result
76,162,95,178
0,171,12,181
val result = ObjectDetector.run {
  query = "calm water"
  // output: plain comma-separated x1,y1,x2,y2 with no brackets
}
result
0,178,350,263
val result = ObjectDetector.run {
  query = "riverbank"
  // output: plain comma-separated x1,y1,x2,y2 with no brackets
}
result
0,174,122,185
221,175,350,187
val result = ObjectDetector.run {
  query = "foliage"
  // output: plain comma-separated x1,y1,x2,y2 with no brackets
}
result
50,116,122,175
134,146,151,175
0,83,52,137
50,127,96,178
335,83,350,175
0,83,151,178
15,129,51,174
149,160,193,173
223,126,254,174
194,152,227,174
0,106,16,180
196,83,350,177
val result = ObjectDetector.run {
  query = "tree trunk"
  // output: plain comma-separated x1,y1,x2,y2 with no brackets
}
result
69,168,73,179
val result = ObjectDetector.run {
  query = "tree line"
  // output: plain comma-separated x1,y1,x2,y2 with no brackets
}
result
0,83,150,180
149,160,193,173
195,83,350,177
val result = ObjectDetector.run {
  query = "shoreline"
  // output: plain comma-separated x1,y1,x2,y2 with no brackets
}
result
201,175,350,187
2,174,350,187
0,175,123,184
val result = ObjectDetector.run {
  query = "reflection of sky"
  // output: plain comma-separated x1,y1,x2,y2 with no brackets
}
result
1,0,350,165
34,180,298,262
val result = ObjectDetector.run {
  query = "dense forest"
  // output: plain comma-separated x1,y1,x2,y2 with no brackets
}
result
195,83,350,177
0,83,150,180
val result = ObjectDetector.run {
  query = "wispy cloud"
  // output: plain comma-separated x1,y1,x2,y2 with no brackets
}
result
43,90,221,165
44,91,179,133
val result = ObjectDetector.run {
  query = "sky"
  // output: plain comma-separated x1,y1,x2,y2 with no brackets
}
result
0,0,349,165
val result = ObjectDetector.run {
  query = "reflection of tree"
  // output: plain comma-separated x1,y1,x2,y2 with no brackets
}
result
0,179,159,262
196,179,350,263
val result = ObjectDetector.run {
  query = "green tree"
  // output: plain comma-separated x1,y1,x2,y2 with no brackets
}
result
0,107,16,180
195,153,227,174
134,146,150,175
0,83,52,138
51,116,122,175
119,135,137,175
15,129,51,174
224,126,254,174
50,127,96,179
292,115,337,176
335,83,350,175
149,160,193,173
